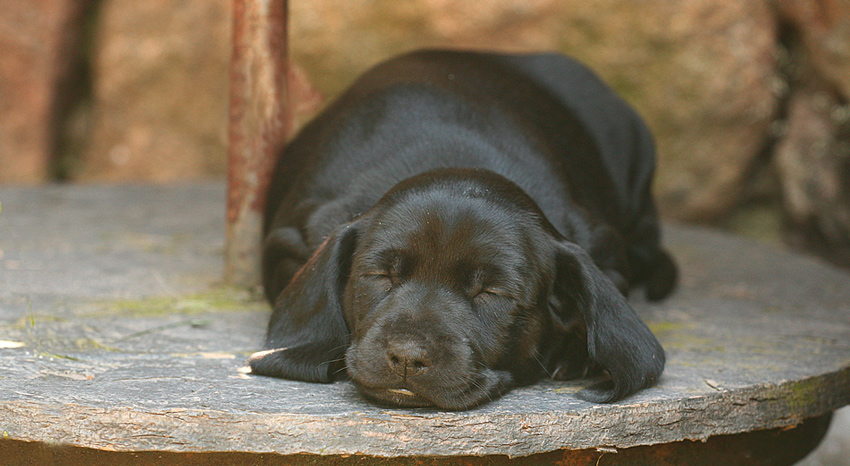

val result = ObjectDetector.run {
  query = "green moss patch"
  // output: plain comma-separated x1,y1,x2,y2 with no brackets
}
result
77,287,267,318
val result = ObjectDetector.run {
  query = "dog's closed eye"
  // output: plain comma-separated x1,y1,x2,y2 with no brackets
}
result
364,273,393,292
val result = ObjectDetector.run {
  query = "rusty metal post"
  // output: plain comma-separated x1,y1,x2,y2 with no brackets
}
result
225,0,288,287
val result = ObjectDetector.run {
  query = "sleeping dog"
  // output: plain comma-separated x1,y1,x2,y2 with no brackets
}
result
248,50,677,410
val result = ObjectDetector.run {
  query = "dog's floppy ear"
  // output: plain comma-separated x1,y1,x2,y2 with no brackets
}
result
552,241,665,403
248,221,359,383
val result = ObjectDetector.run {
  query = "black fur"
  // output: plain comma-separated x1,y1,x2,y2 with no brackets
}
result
248,50,676,410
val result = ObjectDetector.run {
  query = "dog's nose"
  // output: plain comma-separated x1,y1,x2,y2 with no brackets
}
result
386,339,431,378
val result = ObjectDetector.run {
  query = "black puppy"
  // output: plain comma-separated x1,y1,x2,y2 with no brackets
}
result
249,50,676,410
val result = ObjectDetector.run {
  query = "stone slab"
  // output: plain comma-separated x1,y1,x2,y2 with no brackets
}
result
0,183,848,458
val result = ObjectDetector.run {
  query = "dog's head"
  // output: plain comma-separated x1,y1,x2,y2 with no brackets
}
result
249,169,664,410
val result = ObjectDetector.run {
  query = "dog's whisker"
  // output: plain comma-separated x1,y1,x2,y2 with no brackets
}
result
533,352,554,379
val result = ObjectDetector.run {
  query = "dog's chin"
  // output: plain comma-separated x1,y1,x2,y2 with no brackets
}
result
355,384,434,408
352,368,514,410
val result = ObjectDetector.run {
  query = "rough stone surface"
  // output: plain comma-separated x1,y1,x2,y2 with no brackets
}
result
79,0,231,181
0,183,848,460
0,0,87,184
774,85,850,267
773,0,850,101
768,1,850,270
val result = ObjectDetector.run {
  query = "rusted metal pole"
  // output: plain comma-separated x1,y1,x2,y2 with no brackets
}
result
226,0,289,287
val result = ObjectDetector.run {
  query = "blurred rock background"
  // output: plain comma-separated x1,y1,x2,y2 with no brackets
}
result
3,0,850,269
0,1,848,463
